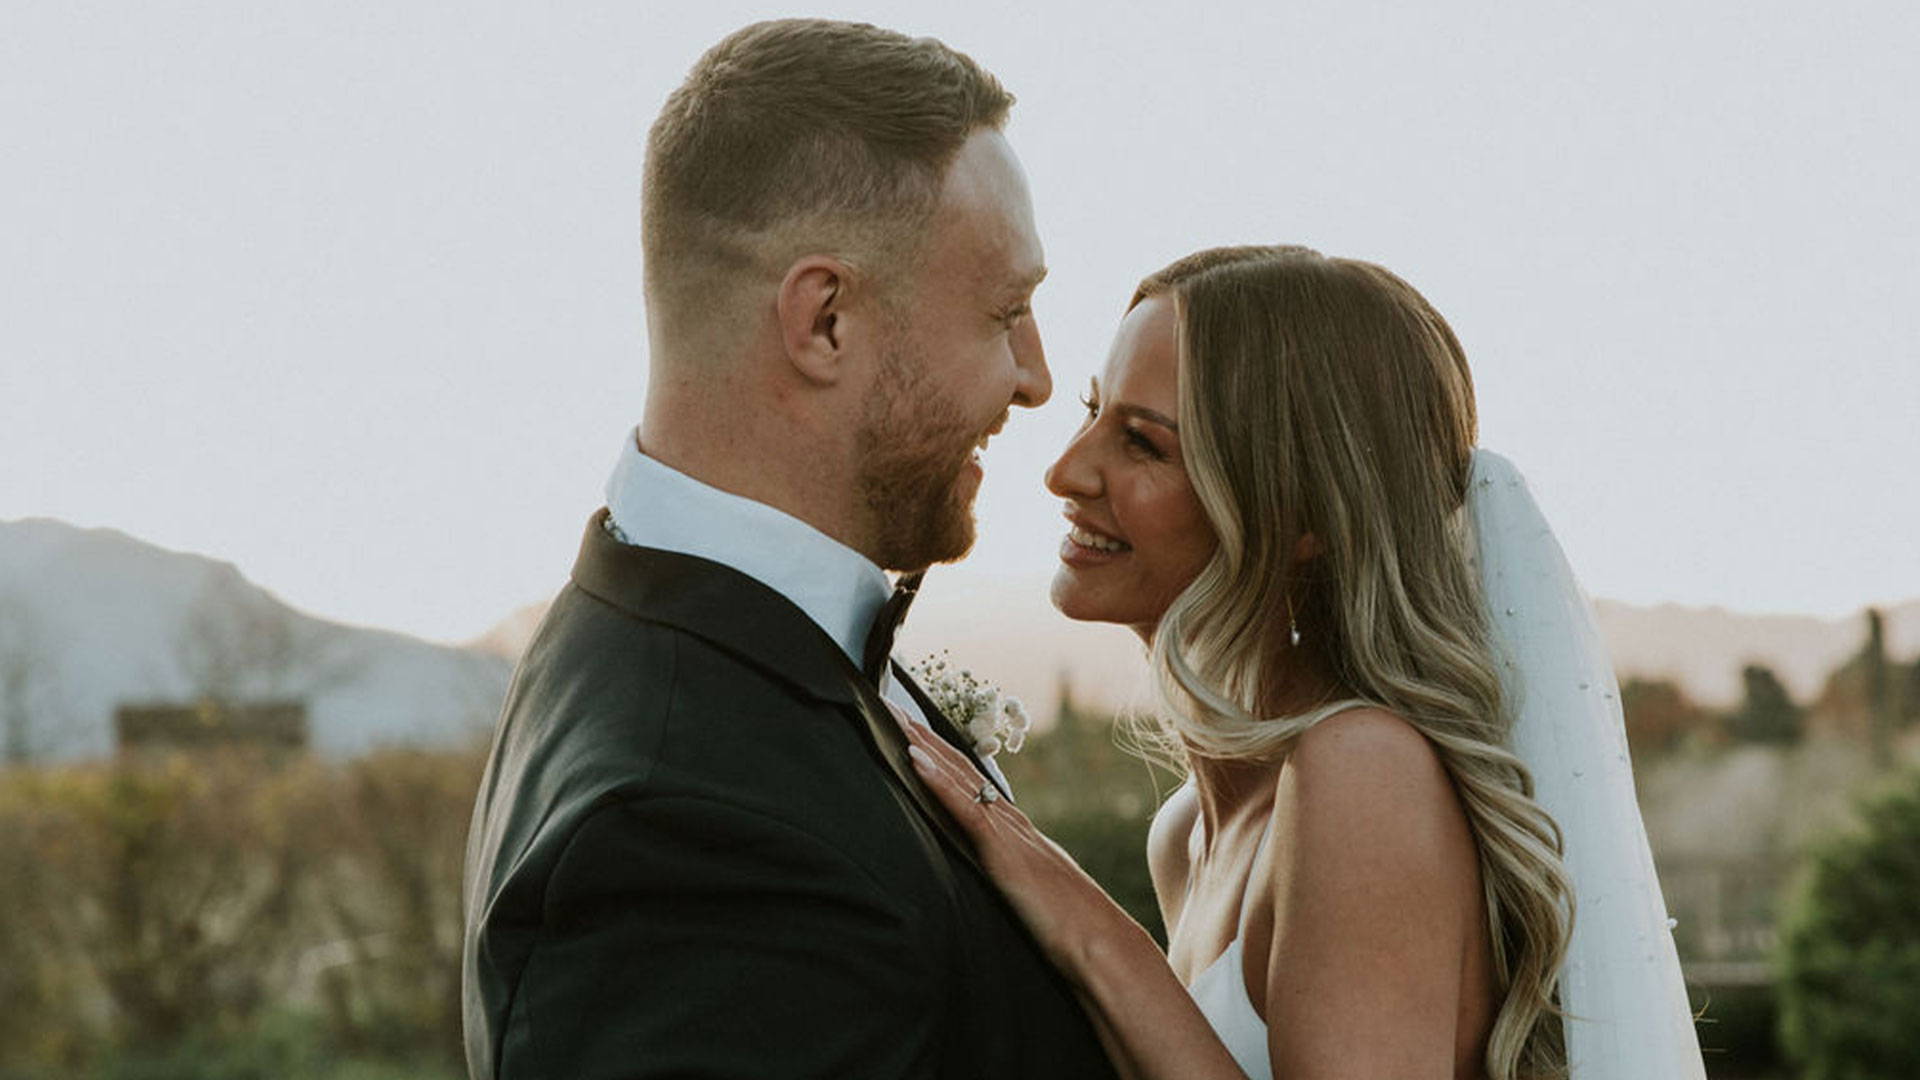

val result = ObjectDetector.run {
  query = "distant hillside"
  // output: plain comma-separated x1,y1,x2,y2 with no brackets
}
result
477,573,1919,721
0,518,511,760
468,601,549,661
1593,598,1920,706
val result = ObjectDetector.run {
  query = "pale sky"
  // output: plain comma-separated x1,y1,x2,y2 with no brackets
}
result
4,0,1916,644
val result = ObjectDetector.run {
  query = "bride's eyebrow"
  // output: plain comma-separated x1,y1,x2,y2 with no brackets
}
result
1112,403,1178,432
1084,379,1178,432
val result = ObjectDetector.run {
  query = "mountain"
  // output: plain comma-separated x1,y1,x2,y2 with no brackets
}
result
476,575,1920,722
467,601,550,661
0,518,511,760
1592,599,1920,706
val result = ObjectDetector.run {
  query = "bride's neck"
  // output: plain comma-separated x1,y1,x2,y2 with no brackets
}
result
1186,651,1347,851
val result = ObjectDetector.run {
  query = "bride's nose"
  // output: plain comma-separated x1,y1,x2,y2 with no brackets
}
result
1044,427,1101,500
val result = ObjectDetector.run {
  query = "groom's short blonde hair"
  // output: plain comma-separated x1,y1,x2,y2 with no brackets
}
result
642,19,1014,350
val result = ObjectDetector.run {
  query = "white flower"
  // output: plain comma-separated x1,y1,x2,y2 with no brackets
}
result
1001,698,1029,753
966,713,999,747
908,650,1029,759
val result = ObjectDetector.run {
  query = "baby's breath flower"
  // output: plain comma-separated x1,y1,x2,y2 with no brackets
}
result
908,650,1028,759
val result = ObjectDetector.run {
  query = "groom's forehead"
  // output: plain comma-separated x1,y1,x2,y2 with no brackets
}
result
929,134,1044,285
932,202,1046,297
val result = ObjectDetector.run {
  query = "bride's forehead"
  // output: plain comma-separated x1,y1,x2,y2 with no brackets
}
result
1099,300,1181,394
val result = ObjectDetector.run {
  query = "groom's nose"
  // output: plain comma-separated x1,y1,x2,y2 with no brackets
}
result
1010,316,1051,408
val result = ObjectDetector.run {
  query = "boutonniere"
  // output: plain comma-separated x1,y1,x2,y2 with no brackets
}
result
909,651,1031,758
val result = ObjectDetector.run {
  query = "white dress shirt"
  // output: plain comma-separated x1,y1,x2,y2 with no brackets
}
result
602,428,1009,792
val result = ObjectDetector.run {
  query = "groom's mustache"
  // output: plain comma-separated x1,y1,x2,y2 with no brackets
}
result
972,411,1010,455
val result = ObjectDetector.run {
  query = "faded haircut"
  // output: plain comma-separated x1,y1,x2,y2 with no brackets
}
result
642,19,1013,349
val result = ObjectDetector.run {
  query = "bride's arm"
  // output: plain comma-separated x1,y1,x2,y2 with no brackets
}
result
900,721,1248,1080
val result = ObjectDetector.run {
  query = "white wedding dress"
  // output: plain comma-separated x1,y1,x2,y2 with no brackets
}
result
1185,698,1375,1080
1180,451,1704,1080
1183,801,1279,1080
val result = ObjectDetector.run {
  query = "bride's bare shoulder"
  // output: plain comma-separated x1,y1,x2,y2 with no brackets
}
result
1276,706,1475,868
1292,705,1440,764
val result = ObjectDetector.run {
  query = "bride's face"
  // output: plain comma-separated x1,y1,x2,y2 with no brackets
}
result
1045,294,1217,635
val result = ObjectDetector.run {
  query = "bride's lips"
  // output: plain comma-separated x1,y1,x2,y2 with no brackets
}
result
1059,513,1130,568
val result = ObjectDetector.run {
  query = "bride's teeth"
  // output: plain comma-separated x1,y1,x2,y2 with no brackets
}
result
1069,526,1128,553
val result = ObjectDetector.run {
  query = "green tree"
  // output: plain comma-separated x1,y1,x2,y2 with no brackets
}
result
1000,686,1179,944
1863,609,1892,767
1903,657,1920,730
1778,770,1920,1079
1619,677,1714,761
1726,664,1803,745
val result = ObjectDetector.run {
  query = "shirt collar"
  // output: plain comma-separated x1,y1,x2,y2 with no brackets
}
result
602,428,894,664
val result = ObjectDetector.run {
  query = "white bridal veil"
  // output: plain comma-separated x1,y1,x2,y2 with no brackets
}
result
1465,450,1706,1079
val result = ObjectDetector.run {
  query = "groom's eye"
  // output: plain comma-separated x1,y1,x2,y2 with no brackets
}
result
1000,303,1031,327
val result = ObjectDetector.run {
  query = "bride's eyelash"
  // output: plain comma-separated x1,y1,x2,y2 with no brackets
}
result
1080,393,1165,460
1125,427,1165,460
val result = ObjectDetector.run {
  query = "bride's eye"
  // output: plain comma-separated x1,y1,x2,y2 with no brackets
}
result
1125,426,1165,460
1078,392,1098,418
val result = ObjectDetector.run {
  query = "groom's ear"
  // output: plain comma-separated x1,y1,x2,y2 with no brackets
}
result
776,256,863,386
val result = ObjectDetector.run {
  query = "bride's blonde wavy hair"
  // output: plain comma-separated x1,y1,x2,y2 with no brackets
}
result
1135,246,1574,1079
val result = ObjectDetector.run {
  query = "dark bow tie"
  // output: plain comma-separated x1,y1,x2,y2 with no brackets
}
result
861,571,925,684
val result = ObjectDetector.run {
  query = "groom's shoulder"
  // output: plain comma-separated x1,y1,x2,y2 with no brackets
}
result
490,581,873,820
469,577,905,893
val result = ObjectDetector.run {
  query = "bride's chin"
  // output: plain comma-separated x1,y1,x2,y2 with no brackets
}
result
1048,571,1098,622
1049,573,1147,633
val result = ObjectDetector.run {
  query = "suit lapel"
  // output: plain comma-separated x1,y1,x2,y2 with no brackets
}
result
568,510,986,876
830,653,987,872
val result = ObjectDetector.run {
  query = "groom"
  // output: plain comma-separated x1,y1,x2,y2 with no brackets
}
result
461,19,1118,1080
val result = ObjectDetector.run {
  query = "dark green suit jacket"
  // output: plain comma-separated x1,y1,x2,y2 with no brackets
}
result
461,511,1119,1079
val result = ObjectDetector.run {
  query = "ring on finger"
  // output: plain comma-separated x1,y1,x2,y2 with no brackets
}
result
973,782,1001,805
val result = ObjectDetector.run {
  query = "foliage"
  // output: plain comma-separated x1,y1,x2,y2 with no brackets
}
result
305,749,479,1063
1041,806,1166,944
75,1010,460,1080
1001,697,1180,945
0,592,63,764
1620,677,1717,760
1690,983,1779,1077
1726,664,1803,746
1905,657,1920,729
1777,769,1920,1079
0,747,486,1077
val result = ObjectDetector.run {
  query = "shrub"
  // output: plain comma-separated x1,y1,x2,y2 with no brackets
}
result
0,747,485,1077
1777,769,1920,1078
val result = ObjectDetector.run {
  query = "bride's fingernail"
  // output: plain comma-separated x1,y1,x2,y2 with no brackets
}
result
906,745,932,770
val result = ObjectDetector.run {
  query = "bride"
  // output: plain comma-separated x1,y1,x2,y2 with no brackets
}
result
901,246,1705,1079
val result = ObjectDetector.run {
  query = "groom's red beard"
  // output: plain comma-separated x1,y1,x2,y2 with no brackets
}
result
856,351,998,572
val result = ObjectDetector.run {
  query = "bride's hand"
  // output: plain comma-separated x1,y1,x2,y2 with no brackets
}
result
899,711,1251,1080
897,713,1144,976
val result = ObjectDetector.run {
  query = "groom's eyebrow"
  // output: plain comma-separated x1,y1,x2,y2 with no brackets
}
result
1115,403,1178,432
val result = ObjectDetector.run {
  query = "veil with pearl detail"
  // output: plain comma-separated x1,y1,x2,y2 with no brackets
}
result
1466,449,1705,1078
